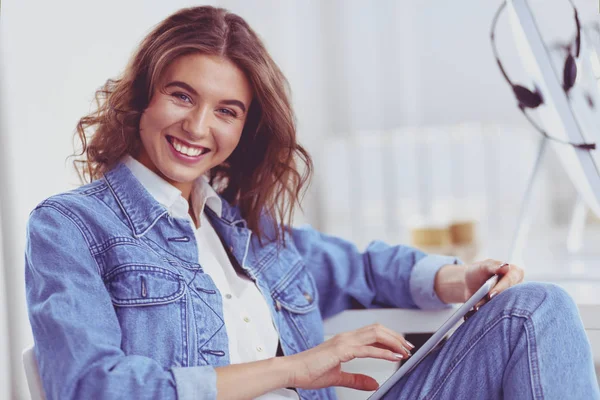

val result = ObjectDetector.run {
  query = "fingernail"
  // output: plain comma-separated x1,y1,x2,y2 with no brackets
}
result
405,341,415,349
489,291,497,299
394,353,404,359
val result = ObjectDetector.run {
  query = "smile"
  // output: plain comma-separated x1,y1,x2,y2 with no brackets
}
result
166,135,210,158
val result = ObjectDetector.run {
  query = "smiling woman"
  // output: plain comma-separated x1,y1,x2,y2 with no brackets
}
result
23,5,599,400
136,54,253,210
73,6,311,241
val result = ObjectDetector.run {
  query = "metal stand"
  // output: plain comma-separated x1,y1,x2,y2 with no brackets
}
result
566,195,588,254
509,137,549,263
509,136,590,262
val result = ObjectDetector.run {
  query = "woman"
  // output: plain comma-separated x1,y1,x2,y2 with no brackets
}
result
24,6,599,400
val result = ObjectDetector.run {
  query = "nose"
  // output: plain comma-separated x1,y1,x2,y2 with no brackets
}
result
182,105,212,140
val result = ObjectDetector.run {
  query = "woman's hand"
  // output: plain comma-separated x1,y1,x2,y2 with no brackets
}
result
283,324,414,391
464,259,525,302
435,259,525,305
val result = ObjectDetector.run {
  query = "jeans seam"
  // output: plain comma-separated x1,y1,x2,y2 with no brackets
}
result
524,318,544,399
425,315,512,400
425,310,542,400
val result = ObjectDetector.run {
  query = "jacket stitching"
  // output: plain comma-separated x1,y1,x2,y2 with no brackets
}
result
104,175,139,236
35,203,103,276
80,182,108,196
270,259,306,296
180,293,188,367
142,237,202,271
90,237,139,255
103,264,183,281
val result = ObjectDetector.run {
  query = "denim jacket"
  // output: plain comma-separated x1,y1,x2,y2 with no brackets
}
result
25,162,458,400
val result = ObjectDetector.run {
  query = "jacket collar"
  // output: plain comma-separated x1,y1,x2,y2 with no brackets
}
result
104,162,245,237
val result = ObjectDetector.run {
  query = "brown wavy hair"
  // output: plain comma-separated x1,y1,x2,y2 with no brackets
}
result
74,6,313,243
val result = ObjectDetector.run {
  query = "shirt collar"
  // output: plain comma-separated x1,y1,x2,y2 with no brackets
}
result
124,155,222,220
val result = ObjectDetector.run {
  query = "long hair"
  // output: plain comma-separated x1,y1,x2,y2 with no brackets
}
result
74,6,313,243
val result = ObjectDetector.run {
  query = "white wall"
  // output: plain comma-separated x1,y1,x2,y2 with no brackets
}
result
0,209,10,400
1,0,598,398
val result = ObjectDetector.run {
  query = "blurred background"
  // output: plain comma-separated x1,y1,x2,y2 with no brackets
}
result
1,0,600,398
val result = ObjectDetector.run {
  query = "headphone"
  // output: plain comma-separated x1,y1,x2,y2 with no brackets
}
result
490,0,595,150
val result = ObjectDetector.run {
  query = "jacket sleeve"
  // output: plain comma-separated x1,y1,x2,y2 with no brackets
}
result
25,204,217,400
290,224,462,319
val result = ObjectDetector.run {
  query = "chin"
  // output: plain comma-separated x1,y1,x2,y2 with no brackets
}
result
166,169,201,185
155,162,200,185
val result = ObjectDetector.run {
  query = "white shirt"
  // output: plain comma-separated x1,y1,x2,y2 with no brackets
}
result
125,156,298,400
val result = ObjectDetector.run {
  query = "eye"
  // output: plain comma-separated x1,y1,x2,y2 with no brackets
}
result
172,92,192,103
217,108,237,117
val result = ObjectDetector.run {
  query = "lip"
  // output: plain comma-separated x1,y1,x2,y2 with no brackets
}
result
166,135,210,164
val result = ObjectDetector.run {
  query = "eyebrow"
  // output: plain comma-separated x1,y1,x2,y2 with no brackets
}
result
164,81,247,113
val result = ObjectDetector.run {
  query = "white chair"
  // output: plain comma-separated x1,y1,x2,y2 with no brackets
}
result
22,345,46,400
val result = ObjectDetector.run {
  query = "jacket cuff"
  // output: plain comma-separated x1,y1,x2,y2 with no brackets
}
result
409,254,462,309
171,366,217,400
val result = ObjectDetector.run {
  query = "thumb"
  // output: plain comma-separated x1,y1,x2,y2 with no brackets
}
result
336,372,379,391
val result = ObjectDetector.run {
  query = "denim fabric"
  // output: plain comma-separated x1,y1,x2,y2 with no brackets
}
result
25,162,456,400
383,282,600,399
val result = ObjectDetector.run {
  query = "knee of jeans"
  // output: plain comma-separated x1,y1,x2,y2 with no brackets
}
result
496,282,576,316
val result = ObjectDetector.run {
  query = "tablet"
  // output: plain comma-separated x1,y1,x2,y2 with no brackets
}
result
367,274,499,400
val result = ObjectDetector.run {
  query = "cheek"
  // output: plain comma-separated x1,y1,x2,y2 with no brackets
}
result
141,101,184,135
217,126,244,154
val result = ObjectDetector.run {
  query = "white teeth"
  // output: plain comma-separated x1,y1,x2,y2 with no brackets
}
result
170,137,205,157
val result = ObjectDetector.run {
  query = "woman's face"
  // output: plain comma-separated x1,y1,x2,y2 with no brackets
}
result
137,53,253,197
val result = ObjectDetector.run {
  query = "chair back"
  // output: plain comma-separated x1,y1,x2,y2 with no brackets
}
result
22,346,46,400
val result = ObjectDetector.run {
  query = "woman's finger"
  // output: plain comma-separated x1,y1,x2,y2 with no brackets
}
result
350,344,407,361
371,342,413,358
356,325,412,357
483,259,510,275
473,262,513,308
489,264,524,298
336,372,380,391
357,323,415,351
359,327,410,357
372,324,415,352
467,262,525,313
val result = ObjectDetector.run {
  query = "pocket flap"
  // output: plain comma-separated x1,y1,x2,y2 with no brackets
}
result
272,265,318,314
104,265,186,306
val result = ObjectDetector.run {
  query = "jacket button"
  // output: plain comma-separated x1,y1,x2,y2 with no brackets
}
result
275,300,282,311
303,293,313,303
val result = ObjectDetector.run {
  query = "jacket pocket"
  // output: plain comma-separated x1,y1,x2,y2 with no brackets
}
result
104,264,186,307
272,263,323,350
103,264,188,368
272,263,318,314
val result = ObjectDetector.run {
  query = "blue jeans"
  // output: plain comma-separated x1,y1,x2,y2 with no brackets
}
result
384,282,600,399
